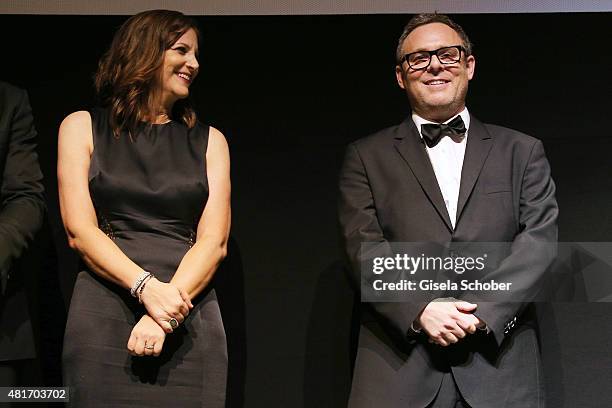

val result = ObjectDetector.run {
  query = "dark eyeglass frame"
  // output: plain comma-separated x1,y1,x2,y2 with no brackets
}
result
400,45,466,70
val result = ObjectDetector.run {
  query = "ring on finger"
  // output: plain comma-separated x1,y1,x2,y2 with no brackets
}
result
169,317,179,329
144,344,155,350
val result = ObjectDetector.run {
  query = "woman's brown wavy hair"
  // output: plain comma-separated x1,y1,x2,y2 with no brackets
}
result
94,10,200,137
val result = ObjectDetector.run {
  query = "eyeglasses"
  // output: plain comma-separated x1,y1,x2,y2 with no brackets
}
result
401,45,466,70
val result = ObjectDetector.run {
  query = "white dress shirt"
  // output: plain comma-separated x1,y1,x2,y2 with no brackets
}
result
412,107,470,229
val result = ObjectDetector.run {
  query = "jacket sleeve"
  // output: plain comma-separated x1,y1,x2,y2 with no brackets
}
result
338,142,431,339
0,88,45,294
463,140,558,345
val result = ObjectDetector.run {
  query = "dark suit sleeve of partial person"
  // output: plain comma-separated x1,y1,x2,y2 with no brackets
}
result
463,139,558,345
0,87,45,294
338,142,429,341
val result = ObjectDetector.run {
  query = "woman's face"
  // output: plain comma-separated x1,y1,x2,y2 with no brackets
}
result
159,28,199,110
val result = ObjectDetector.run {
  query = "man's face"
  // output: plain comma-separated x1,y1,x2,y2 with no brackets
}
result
395,22,475,122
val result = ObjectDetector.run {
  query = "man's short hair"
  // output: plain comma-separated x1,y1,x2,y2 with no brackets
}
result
396,13,473,64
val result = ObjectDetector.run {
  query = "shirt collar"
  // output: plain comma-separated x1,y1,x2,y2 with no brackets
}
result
411,107,470,139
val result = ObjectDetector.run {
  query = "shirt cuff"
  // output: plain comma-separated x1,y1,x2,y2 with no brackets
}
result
477,322,490,333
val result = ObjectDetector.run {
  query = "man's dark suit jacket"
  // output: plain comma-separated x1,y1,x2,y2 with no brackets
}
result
0,82,45,362
339,115,558,408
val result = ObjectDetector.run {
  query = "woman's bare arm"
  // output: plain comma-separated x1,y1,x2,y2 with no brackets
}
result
170,126,231,299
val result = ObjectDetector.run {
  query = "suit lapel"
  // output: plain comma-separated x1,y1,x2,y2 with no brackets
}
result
393,119,453,232
456,115,493,224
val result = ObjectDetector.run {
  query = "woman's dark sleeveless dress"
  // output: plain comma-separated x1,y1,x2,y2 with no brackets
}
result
62,108,227,407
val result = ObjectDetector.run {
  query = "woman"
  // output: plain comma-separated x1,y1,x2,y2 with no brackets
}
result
58,10,230,407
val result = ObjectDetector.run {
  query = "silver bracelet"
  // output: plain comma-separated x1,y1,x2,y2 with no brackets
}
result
130,271,152,298
137,274,154,304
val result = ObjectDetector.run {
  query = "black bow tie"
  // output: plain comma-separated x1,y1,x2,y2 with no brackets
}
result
420,115,466,148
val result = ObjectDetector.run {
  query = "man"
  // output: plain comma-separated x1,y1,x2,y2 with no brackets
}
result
339,14,557,408
0,81,45,385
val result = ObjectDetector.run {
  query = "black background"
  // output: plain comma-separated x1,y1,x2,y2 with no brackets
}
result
1,13,611,407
